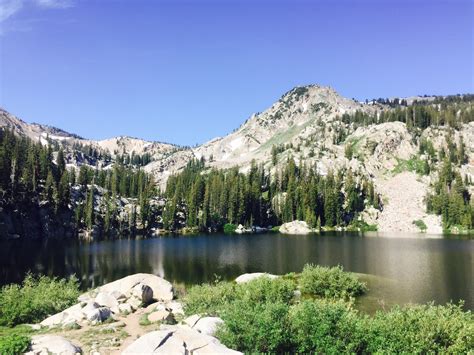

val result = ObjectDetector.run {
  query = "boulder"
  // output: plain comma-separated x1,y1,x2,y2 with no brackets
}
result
26,335,82,355
148,310,174,323
95,292,119,311
122,326,242,354
40,310,67,327
184,314,201,328
193,317,224,336
279,220,312,235
166,301,184,315
118,303,133,314
98,273,174,302
85,306,111,323
132,283,154,304
235,273,278,284
122,330,174,354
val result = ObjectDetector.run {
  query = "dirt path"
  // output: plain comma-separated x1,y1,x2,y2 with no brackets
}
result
375,171,442,234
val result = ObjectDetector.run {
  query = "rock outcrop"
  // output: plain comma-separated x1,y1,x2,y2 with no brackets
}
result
122,325,242,354
41,273,174,328
279,220,312,235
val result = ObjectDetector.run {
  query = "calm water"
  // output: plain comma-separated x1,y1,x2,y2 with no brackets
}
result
1,232,473,311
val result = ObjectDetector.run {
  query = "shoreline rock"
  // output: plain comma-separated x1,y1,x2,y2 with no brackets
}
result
279,220,312,235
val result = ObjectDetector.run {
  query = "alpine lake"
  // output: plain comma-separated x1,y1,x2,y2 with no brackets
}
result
1,231,472,313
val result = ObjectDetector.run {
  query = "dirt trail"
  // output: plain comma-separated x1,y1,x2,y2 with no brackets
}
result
375,171,442,234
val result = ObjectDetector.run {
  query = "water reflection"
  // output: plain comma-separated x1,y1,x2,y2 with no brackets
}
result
0,233,472,310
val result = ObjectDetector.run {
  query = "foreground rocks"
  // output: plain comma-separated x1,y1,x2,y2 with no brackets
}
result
40,274,174,328
122,325,242,354
35,273,243,354
26,335,81,355
279,220,312,235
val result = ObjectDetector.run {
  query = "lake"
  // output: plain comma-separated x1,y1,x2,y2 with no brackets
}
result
1,232,472,312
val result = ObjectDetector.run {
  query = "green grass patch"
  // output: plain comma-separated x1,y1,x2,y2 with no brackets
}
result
392,155,430,175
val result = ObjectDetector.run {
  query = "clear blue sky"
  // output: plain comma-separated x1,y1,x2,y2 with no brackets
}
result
0,0,472,145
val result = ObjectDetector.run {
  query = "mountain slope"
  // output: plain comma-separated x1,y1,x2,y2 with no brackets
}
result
1,85,473,233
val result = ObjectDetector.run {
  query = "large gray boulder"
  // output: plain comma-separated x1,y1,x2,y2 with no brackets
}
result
186,316,224,336
98,273,174,301
122,326,242,354
26,335,82,355
279,220,312,235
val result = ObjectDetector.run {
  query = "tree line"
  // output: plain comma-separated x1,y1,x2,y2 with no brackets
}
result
163,158,380,231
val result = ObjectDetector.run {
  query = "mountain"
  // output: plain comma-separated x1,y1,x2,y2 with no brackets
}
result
1,85,473,234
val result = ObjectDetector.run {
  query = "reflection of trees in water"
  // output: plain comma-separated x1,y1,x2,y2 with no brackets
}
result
1,234,472,310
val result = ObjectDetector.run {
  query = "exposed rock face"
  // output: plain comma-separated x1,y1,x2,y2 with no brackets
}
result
279,220,312,235
26,335,82,355
375,172,442,233
235,273,279,284
122,326,242,354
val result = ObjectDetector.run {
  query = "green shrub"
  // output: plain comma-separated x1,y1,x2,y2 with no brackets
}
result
413,219,427,232
289,300,366,353
0,333,31,355
223,223,237,234
183,281,236,316
0,274,80,327
183,277,296,316
365,303,474,354
234,277,296,305
217,300,291,353
299,264,366,299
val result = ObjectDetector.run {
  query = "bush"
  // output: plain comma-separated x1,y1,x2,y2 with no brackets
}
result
183,277,296,316
0,334,31,354
0,274,80,327
183,281,236,316
218,300,291,353
413,219,427,232
299,264,366,299
223,223,237,234
365,303,474,354
289,299,366,353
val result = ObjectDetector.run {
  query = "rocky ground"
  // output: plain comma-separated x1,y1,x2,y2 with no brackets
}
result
375,172,443,234
25,273,253,354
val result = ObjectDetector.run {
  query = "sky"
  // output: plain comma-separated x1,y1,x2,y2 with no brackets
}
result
0,0,472,145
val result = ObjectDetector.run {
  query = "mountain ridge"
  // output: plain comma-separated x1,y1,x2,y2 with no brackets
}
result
1,84,473,233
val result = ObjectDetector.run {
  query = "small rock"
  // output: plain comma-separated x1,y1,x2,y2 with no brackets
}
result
132,283,154,304
148,310,174,323
118,303,133,314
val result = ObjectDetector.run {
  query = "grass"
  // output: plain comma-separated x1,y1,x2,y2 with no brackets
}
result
392,155,429,175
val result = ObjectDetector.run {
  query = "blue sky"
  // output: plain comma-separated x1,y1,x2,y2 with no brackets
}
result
0,0,472,145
